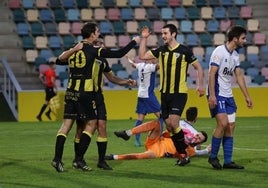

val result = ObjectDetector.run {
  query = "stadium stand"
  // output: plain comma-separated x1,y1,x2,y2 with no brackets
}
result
5,0,268,89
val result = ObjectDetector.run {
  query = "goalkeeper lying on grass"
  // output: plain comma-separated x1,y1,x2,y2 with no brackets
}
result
106,107,211,164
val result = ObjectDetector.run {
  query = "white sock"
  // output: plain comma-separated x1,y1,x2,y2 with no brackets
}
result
126,130,132,136
113,155,118,160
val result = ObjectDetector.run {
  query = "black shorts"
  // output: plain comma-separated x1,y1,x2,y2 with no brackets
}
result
95,92,107,120
45,87,56,101
63,90,97,121
161,93,187,119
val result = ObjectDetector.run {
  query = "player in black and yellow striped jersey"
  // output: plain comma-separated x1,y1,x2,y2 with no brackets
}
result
51,22,140,172
138,24,205,166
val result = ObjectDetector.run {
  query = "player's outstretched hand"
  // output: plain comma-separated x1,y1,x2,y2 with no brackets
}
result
141,26,151,38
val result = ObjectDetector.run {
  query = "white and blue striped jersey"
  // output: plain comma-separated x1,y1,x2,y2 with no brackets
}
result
136,62,157,98
208,44,240,97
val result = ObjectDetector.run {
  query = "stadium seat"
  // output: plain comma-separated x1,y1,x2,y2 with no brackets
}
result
94,8,106,21
185,33,199,46
39,9,53,22
234,0,246,6
53,48,63,57
99,21,113,35
205,46,215,61
116,0,128,7
227,7,240,19
81,9,93,21
153,20,165,34
130,69,138,80
180,20,193,33
36,36,48,49
141,0,154,7
126,21,138,34
213,33,225,46
247,54,259,64
187,7,200,20
58,71,70,83
233,19,247,28
67,9,80,22
213,7,226,19
26,49,38,63
21,35,34,49
193,46,205,60
116,70,129,79
253,33,266,45
147,8,160,20
102,0,115,8
220,19,231,32
107,8,121,21
206,19,219,33
147,34,158,47
58,22,71,35
260,45,268,61
246,67,259,78
167,20,179,29
195,0,207,6
48,36,62,49
62,0,76,8
201,7,213,19
13,9,25,22
118,35,131,47
134,8,147,20
44,22,58,35
89,0,102,7
71,22,83,35
113,21,125,34
247,19,259,32
261,67,268,80
121,8,133,21
17,22,30,35
247,45,259,55
246,32,253,45
35,56,47,71
77,0,88,8
36,0,48,8
128,0,141,7
104,35,117,48
31,22,44,36
193,20,206,33
8,0,21,9
174,7,187,20
253,75,265,85
26,9,38,22
111,63,125,73
221,0,233,6
168,0,181,7
182,0,194,6
155,0,168,7
161,8,173,20
62,35,76,49
48,0,61,9
22,0,34,9
40,49,53,60
208,0,220,6
55,64,68,77
53,8,67,22
139,21,152,30
240,6,252,19
176,34,185,44
240,60,252,71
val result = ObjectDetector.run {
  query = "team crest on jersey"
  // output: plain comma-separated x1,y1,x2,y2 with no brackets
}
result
174,52,181,58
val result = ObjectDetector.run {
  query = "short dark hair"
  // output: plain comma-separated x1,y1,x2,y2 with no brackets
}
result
186,107,198,122
163,24,178,38
200,131,208,143
227,25,247,42
81,22,98,39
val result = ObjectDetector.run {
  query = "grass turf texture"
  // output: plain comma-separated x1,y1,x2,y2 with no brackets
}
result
0,117,268,188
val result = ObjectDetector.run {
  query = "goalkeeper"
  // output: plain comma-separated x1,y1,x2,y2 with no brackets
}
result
106,107,211,163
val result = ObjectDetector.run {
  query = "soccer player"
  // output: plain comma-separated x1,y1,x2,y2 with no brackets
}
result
207,25,253,170
138,24,205,166
51,22,140,172
126,56,163,147
73,37,136,170
108,107,209,161
36,61,57,121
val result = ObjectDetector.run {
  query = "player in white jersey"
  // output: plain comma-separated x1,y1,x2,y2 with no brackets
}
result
127,56,163,146
207,26,253,170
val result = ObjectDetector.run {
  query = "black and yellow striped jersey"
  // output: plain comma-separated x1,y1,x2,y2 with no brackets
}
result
150,44,197,94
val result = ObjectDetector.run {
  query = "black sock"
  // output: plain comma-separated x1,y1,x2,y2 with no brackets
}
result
37,104,47,117
171,130,188,155
97,141,107,163
76,133,91,161
53,135,66,162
